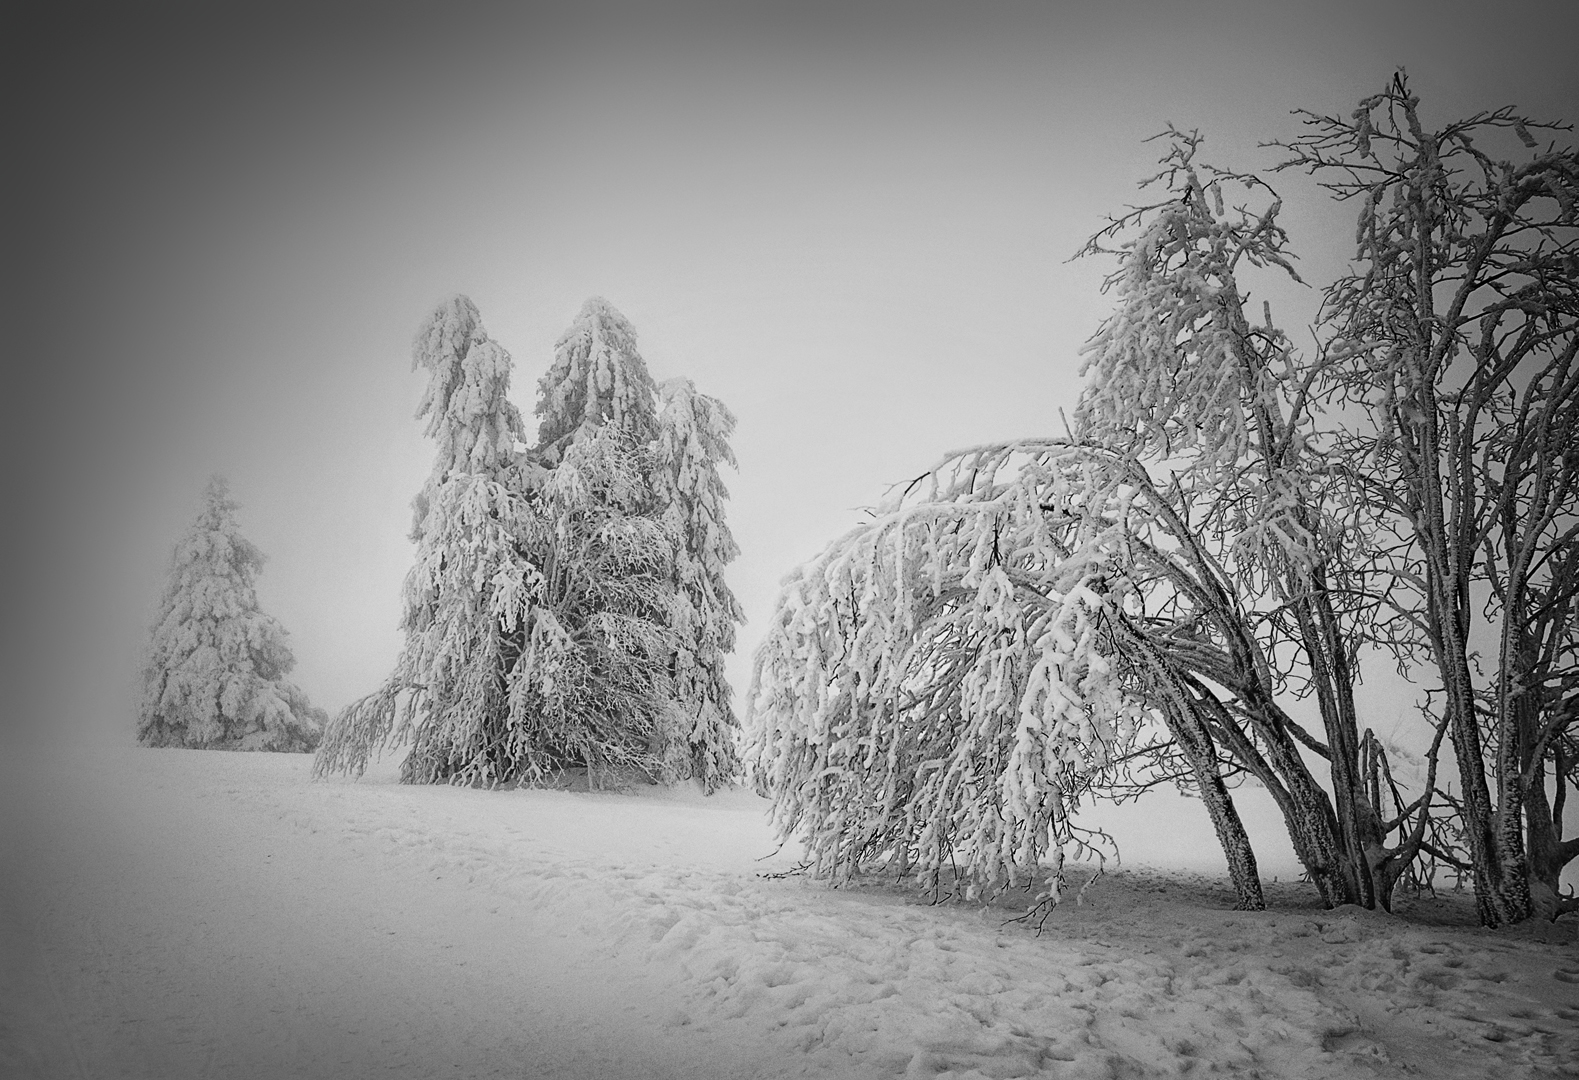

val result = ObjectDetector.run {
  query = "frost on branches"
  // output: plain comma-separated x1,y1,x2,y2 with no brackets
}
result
138,475,324,752
1274,75,1579,924
749,84,1574,924
314,296,540,784
1074,130,1325,586
747,442,1144,915
655,377,746,789
530,299,746,788
746,125,1448,917
536,296,659,459
1057,127,1470,916
315,296,744,791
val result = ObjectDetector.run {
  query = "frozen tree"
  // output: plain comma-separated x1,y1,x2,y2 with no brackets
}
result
536,296,659,460
317,295,744,791
748,442,1145,915
655,378,745,790
138,475,324,752
1072,130,1448,913
510,421,683,784
314,295,538,783
747,121,1470,917
1276,74,1579,924
746,428,1372,914
529,298,743,788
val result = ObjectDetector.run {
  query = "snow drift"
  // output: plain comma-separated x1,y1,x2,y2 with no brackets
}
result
3,747,1575,1079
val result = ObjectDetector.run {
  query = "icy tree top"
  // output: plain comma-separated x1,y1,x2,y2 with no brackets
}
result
654,377,743,644
1075,131,1306,487
536,297,659,458
160,476,270,633
150,473,296,690
412,295,526,483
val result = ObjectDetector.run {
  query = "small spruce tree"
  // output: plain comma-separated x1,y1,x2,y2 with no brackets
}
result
138,475,324,751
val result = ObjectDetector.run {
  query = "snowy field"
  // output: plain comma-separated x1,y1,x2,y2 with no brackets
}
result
4,746,1577,1080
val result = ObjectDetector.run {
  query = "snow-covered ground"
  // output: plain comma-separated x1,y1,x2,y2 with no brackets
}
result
4,746,1576,1079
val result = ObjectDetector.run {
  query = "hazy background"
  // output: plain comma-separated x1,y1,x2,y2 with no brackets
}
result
7,1,1576,868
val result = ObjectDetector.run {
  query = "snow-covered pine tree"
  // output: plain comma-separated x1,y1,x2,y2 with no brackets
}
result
536,296,659,460
512,420,680,784
316,295,745,790
314,295,538,783
138,474,324,752
532,298,744,788
655,378,745,790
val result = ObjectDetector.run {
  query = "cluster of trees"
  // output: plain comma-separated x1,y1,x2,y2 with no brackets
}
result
141,298,742,792
138,475,325,752
747,75,1577,925
139,76,1571,926
310,296,743,790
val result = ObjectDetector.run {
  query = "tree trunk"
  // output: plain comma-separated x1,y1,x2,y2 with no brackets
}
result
1119,619,1265,910
1167,700,1265,911
1409,367,1532,926
1227,685,1361,910
1189,752,1265,911
1443,644,1532,924
1523,759,1579,921
1290,591,1384,910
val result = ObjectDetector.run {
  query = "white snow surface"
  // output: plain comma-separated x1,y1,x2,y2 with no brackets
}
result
4,747,1577,1079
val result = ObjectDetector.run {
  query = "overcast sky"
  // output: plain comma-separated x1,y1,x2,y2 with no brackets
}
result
8,0,1576,761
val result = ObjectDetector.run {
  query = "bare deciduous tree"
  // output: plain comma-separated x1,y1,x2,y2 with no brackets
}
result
1276,73,1579,924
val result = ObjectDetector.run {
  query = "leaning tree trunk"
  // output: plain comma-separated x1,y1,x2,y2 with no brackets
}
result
1239,696,1360,909
1201,611,1365,911
1118,618,1265,910
1171,703,1265,911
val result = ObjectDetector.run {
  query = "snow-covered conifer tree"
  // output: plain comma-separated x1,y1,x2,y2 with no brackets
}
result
655,378,745,790
316,295,744,790
530,298,744,787
315,296,537,783
138,475,324,752
511,421,679,782
535,296,659,460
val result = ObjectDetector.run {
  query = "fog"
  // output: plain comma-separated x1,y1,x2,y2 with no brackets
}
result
7,1,1576,879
